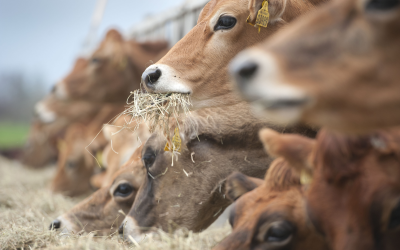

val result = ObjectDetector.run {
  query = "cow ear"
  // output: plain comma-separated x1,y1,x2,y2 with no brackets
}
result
248,0,288,25
104,29,123,43
225,172,263,201
259,128,315,175
248,0,264,25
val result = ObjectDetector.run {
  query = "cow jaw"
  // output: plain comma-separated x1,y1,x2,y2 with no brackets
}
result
230,48,311,124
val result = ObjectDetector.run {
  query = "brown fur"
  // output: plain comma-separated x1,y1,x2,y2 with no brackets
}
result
121,101,317,239
214,160,328,250
51,146,145,235
260,127,400,250
50,105,124,197
22,96,102,168
99,115,151,187
242,0,400,132
145,0,324,109
21,119,59,168
55,29,169,103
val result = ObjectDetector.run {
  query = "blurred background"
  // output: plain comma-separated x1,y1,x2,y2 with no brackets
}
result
0,0,206,150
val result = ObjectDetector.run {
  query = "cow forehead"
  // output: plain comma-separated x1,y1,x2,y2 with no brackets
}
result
235,187,303,223
199,0,248,23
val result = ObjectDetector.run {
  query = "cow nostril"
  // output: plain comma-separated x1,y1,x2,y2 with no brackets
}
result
236,62,258,79
143,69,162,88
49,219,61,230
118,224,124,235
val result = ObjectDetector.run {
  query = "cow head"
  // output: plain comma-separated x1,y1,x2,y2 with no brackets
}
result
214,163,327,250
50,124,96,197
119,122,270,242
230,0,400,132
141,0,321,110
49,147,145,235
99,117,151,188
259,127,400,250
21,120,58,168
54,29,168,103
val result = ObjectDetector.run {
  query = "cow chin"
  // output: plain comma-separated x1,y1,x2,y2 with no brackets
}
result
230,48,310,125
120,216,144,243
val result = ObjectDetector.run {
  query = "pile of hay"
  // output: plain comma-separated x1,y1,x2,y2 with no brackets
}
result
0,157,230,250
123,90,192,140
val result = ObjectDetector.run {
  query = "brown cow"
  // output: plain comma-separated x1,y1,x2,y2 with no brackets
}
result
140,0,327,110
21,119,59,168
54,29,169,103
230,0,400,132
49,146,145,235
214,164,328,250
50,105,124,196
118,103,316,242
259,127,400,250
98,116,151,188
22,94,101,168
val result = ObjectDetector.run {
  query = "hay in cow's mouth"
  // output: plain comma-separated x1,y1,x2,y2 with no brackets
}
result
122,90,192,144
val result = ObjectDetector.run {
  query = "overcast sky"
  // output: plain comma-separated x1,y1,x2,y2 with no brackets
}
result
0,0,183,90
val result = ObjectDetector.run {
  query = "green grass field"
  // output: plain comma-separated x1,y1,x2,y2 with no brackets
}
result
0,122,30,149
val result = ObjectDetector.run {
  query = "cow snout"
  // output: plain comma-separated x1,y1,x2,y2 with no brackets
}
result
49,219,61,230
142,68,162,89
234,61,259,81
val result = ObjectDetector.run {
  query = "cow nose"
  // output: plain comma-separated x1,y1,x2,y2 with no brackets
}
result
142,68,162,89
49,219,61,230
118,223,124,235
235,61,258,80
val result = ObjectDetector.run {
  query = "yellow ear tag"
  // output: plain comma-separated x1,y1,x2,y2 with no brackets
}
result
164,127,182,152
246,0,269,33
95,150,104,168
255,0,269,33
300,169,313,186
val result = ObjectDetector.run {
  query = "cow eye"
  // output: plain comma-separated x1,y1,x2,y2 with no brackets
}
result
66,161,76,169
90,57,101,64
214,16,237,31
143,153,156,168
265,221,294,242
366,0,400,11
114,183,134,197
388,202,400,229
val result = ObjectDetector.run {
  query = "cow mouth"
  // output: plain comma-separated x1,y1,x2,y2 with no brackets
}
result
260,97,310,110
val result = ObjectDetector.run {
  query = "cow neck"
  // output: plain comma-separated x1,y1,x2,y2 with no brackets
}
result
181,102,274,148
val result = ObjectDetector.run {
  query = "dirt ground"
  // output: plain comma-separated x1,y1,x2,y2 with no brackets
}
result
0,156,231,250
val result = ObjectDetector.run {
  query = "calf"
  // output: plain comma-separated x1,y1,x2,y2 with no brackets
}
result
214,164,327,250
101,117,150,187
21,119,59,168
49,146,145,235
54,29,169,103
140,0,327,110
259,127,400,250
119,103,316,241
22,92,101,168
230,0,400,132
50,105,124,196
